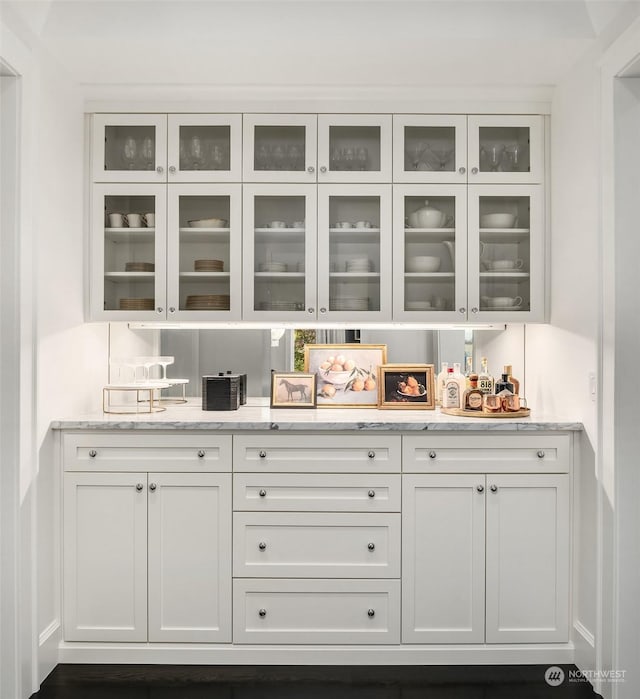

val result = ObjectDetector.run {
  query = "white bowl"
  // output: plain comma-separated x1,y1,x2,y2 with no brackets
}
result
406,256,441,273
406,301,432,311
479,213,517,229
188,217,228,228
482,295,523,308
489,259,523,271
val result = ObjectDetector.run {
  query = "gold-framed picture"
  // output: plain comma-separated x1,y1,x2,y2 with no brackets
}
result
304,344,387,407
377,364,435,409
270,372,317,409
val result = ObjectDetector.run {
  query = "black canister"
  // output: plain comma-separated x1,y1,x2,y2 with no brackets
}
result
226,370,247,405
202,373,240,411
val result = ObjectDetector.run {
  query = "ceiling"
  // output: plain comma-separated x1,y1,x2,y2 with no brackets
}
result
0,0,636,89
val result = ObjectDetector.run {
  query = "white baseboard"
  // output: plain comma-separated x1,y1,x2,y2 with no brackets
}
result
573,620,596,673
39,620,61,686
58,641,575,666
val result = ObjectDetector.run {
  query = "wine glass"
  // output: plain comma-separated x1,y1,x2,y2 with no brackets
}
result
356,147,369,171
272,144,286,170
406,142,428,170
189,136,204,170
122,137,137,170
211,144,225,170
255,144,270,170
487,144,504,172
330,147,342,171
426,144,454,171
141,137,154,170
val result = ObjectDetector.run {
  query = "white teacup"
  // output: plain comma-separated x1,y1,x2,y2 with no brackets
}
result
355,220,372,228
108,212,126,228
490,258,524,271
292,221,305,228
336,221,352,229
144,213,155,227
127,213,142,228
269,220,287,228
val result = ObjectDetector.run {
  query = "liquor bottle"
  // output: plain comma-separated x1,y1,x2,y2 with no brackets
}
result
477,357,494,394
463,374,483,411
442,367,462,409
453,362,467,399
495,372,515,395
504,364,520,395
436,362,449,406
464,356,473,389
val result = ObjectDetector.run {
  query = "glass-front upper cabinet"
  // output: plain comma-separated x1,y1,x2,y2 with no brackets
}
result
243,115,318,182
91,184,167,319
468,185,543,321
393,115,468,184
167,115,242,182
92,115,168,183
242,184,317,320
317,115,392,183
393,186,467,321
317,185,392,321
468,115,543,184
166,184,242,320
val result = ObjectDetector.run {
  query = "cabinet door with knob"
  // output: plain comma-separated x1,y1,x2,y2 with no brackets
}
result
92,114,168,183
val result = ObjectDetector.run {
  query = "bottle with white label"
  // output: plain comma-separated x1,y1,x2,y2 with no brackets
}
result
478,357,494,394
442,367,462,409
436,362,449,406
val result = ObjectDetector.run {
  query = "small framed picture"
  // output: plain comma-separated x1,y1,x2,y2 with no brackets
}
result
377,364,435,410
304,344,387,408
270,372,317,409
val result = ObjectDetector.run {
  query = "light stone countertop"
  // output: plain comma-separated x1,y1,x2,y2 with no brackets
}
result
51,398,583,432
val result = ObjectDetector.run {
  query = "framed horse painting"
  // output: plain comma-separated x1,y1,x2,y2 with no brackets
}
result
270,372,317,409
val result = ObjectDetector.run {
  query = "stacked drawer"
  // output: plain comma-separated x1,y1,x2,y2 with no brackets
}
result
232,434,402,644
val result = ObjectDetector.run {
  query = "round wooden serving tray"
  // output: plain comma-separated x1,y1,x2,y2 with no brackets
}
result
441,407,531,418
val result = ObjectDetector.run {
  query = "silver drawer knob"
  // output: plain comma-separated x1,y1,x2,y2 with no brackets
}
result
459,307,466,314
537,450,545,458
367,609,375,618
169,307,175,313
149,483,157,491
367,489,375,498
476,485,484,493
258,542,267,551
471,307,479,314
368,450,376,459
89,449,97,458
136,483,144,492
168,165,176,174
320,307,327,314
367,542,375,551
458,166,466,174
429,450,436,459
198,450,205,458
156,307,163,314
307,166,315,173
156,165,164,174
259,489,267,497
308,307,315,314
259,450,267,458
490,484,498,493
320,166,327,173
258,608,267,618
471,167,479,175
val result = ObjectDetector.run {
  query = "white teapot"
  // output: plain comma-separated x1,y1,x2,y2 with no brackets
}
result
407,200,448,228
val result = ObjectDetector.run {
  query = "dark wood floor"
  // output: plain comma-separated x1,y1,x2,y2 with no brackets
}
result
32,664,602,698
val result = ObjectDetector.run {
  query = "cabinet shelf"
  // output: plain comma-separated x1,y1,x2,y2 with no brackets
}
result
105,228,155,243
480,272,529,279
330,272,381,280
479,228,530,243
254,272,305,280
404,272,455,279
179,228,230,242
329,228,381,244
105,272,155,282
179,272,230,279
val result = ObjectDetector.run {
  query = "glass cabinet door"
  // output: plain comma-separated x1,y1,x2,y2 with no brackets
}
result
167,115,242,183
468,185,543,321
91,184,167,319
393,185,467,321
317,115,392,183
242,184,317,320
243,115,317,183
317,185,392,321
166,184,242,320
393,115,468,184
92,115,167,183
468,115,543,184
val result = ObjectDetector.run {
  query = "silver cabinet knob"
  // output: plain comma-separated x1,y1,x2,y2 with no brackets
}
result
320,166,328,173
258,542,267,551
149,483,157,491
471,307,479,314
367,609,375,618
259,489,267,497
198,450,205,458
458,166,466,174
307,166,315,173
259,450,267,458
429,450,436,459
89,449,97,458
476,485,484,493
156,307,164,314
156,165,164,174
169,307,175,313
318,307,326,314
368,450,375,459
308,308,315,314
136,483,144,492
471,167,479,175
459,307,466,314
367,542,375,551
258,608,267,618
168,165,176,174
537,450,545,458
368,490,375,498
490,484,498,493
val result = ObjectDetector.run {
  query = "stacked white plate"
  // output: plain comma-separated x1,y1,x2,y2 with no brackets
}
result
332,297,369,311
258,301,301,311
259,261,287,272
345,257,373,273
406,301,433,311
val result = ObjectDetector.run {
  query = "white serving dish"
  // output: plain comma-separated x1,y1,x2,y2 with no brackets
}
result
406,256,441,273
479,213,517,228
188,217,228,228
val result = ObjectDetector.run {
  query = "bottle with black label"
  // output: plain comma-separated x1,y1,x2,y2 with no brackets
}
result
478,357,494,394
495,372,515,395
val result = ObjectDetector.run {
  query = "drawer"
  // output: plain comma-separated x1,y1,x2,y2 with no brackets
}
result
63,433,232,472
233,473,401,512
403,434,570,473
233,578,400,644
233,434,401,473
233,512,400,578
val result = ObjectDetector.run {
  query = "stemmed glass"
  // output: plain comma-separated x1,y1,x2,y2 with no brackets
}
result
141,137,154,170
155,356,175,381
255,144,270,170
122,137,137,170
480,144,505,172
189,136,204,170
356,147,369,171
406,142,428,170
426,144,454,171
211,144,225,170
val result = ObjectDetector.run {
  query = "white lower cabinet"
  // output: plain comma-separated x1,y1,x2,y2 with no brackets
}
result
63,471,231,642
402,471,569,644
233,578,401,644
